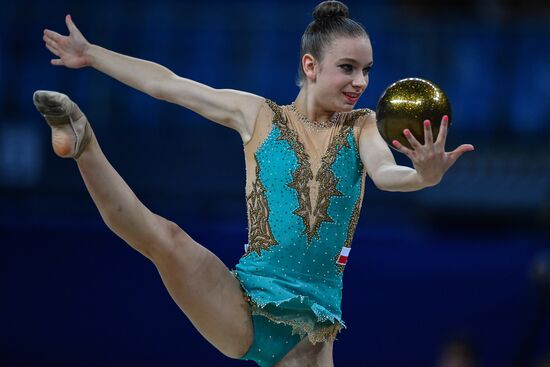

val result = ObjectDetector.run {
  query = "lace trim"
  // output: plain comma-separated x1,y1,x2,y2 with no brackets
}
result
230,269,342,344
249,304,342,344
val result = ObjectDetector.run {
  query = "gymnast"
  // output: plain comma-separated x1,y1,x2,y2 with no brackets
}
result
35,1,473,365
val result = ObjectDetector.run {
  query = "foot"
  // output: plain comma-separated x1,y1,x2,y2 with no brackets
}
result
33,90,92,159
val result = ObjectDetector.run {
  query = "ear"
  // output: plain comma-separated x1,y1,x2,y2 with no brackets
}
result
302,53,318,82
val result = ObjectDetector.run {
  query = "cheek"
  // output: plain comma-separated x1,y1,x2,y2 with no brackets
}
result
327,73,351,90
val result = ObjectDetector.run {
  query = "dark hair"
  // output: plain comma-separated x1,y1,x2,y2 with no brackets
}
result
297,1,369,87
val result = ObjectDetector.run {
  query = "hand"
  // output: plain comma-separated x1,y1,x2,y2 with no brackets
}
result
391,115,475,186
43,15,90,68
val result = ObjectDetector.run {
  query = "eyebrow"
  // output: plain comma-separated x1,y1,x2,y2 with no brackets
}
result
337,58,374,68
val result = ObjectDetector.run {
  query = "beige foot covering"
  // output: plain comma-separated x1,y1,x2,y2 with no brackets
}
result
33,90,92,159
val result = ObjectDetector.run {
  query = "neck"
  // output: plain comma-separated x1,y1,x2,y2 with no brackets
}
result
294,88,334,123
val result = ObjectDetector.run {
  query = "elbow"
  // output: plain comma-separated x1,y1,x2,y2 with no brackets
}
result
371,175,421,192
371,175,395,192
370,170,393,192
147,80,168,101
147,73,179,101
374,182,399,192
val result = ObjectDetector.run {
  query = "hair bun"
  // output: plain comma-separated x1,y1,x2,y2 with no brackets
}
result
313,1,349,22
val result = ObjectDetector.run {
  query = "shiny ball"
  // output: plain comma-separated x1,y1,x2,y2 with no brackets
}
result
376,78,451,150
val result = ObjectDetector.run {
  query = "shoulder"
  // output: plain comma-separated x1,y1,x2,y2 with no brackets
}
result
263,99,285,117
242,98,281,146
342,108,375,129
259,99,290,127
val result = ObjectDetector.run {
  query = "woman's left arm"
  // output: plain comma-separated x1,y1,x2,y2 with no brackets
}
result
358,113,475,192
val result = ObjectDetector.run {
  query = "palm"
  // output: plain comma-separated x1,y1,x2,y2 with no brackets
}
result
61,33,89,67
391,116,475,186
43,15,90,69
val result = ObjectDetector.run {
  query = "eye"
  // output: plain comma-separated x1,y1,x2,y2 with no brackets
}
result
339,64,353,73
362,66,372,76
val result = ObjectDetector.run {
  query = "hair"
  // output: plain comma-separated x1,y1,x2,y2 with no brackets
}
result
297,1,369,87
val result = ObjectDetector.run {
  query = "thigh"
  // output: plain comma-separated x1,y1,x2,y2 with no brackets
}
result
151,219,253,359
275,337,334,367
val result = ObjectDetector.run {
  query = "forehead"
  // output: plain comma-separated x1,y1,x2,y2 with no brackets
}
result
324,36,373,64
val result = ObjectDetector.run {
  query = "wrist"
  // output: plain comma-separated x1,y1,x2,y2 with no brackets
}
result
415,170,440,188
83,43,98,68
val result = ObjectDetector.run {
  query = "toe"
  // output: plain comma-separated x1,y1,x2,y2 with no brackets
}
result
33,90,68,116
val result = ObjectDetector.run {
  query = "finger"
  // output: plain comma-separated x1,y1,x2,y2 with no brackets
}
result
65,14,79,35
43,35,59,49
435,115,449,147
403,129,421,149
391,139,413,158
447,144,475,164
51,59,65,66
45,43,61,57
44,29,64,42
423,119,434,146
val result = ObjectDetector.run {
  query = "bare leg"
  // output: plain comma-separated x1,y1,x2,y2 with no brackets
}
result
275,339,334,367
33,91,253,358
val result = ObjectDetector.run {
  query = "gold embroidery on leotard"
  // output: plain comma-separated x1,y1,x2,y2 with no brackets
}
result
309,124,351,237
266,100,316,241
344,181,365,249
245,156,278,256
335,194,363,273
336,110,371,273
265,101,373,244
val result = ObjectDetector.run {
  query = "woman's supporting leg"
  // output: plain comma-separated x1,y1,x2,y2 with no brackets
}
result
33,91,253,358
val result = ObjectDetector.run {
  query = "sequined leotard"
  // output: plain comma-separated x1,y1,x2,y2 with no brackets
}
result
232,100,372,366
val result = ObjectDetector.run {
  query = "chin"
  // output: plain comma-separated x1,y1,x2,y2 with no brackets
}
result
340,102,356,111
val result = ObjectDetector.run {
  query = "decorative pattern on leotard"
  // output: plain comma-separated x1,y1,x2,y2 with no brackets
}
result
246,156,278,256
335,195,363,273
266,100,317,242
310,125,352,241
266,100,359,243
235,99,373,345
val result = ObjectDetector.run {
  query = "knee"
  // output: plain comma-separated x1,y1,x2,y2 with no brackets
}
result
146,216,193,261
223,336,253,360
220,320,254,360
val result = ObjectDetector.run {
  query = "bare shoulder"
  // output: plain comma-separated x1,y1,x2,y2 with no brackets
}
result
220,89,265,114
214,89,265,135
225,91,268,145
226,89,265,103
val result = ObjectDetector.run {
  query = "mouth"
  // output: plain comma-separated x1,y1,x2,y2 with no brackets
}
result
342,92,361,104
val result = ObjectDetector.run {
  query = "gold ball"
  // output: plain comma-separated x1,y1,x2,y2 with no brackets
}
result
376,78,452,150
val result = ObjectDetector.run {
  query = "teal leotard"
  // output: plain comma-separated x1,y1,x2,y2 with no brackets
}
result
232,100,371,366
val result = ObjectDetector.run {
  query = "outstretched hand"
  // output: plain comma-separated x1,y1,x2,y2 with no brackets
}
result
391,116,475,186
43,15,90,68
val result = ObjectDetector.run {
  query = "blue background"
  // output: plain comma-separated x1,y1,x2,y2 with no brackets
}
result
1,0,549,366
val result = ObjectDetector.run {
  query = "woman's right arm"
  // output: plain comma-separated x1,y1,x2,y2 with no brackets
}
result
43,15,263,143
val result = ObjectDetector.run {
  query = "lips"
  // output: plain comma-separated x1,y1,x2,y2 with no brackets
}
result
343,92,361,103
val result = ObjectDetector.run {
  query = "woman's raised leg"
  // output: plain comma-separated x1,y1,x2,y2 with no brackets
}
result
33,91,253,358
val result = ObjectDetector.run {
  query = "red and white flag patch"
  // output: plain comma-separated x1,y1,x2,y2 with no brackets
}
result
336,247,351,266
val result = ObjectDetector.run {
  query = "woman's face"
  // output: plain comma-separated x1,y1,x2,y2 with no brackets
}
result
311,36,373,112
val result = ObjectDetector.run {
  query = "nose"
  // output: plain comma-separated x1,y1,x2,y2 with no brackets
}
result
352,73,368,90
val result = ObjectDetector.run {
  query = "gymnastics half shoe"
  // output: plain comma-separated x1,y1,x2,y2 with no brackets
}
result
33,90,91,159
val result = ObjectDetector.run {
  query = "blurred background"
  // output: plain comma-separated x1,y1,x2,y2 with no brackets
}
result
1,0,549,366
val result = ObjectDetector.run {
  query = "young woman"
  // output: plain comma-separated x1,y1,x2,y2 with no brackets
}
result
37,1,474,366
